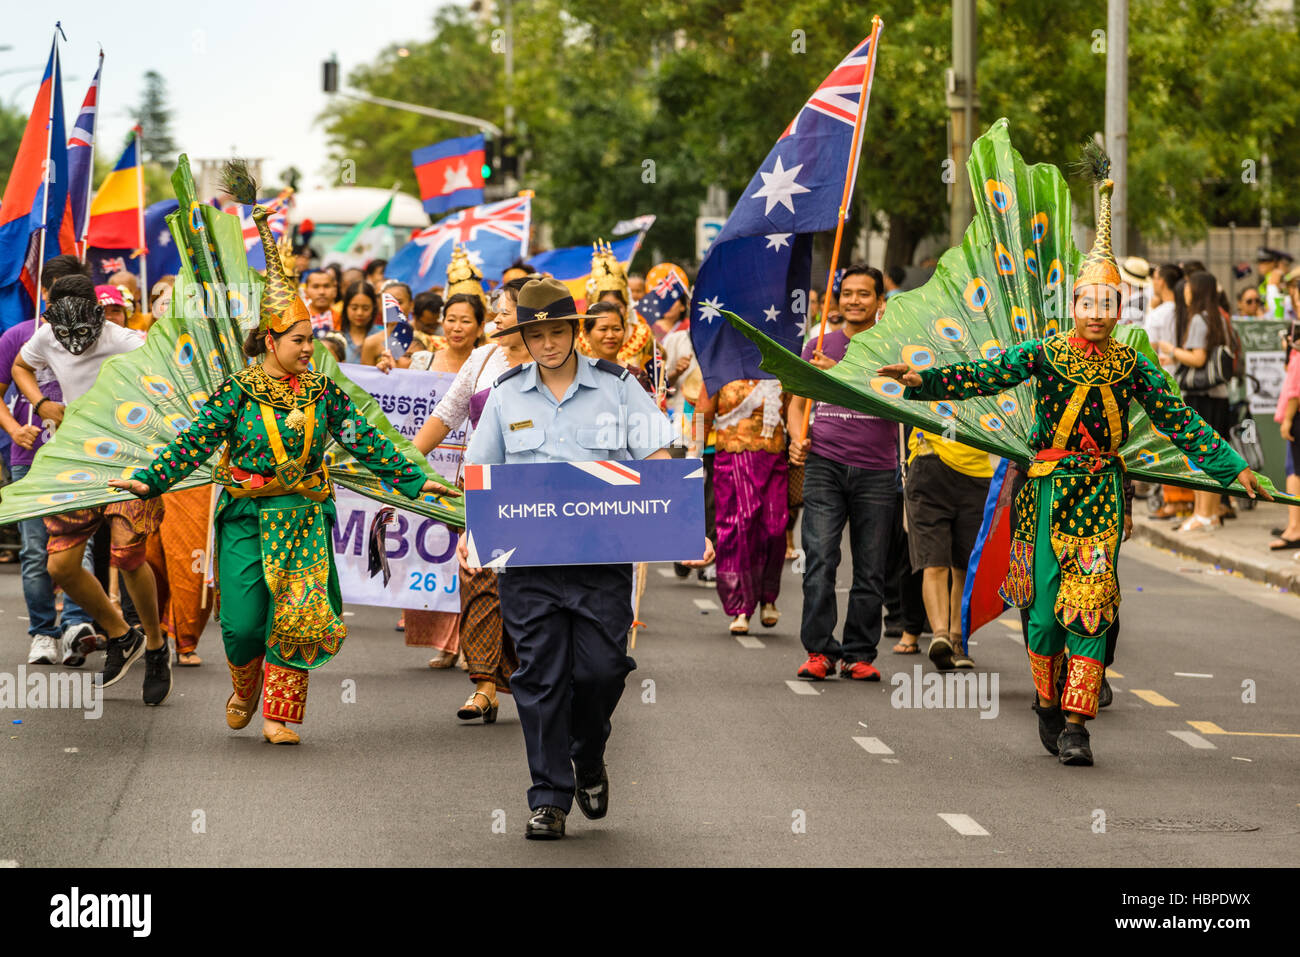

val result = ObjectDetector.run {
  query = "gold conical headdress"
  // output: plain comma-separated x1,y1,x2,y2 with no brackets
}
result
1072,141,1121,292
586,238,628,304
220,161,307,334
445,245,487,304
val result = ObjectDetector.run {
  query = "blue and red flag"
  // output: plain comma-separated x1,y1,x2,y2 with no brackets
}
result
412,134,486,216
689,33,880,395
67,51,103,248
959,458,1017,651
0,31,75,330
386,195,530,295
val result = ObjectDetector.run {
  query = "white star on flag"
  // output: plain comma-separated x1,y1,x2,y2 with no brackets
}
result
157,230,170,247
466,248,485,268
442,161,475,193
698,295,725,323
795,315,808,338
751,156,809,215
763,304,780,323
765,233,792,251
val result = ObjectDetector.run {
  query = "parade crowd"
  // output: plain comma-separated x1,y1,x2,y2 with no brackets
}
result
0,228,1293,832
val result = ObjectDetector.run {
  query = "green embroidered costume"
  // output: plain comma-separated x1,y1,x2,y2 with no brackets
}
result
131,364,425,722
903,332,1247,714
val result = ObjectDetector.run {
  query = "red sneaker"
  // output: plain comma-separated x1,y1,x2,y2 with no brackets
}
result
841,660,881,681
797,653,836,680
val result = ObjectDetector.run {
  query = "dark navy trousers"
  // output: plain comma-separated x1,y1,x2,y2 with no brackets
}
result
499,562,636,812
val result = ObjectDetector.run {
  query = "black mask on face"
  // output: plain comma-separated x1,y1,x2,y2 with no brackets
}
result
44,298,106,356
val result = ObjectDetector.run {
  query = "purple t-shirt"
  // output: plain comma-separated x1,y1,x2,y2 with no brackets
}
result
0,320,63,468
801,329,897,470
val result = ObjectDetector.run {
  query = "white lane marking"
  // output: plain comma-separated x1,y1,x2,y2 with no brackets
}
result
656,567,676,579
1232,756,1253,762
1168,730,1216,749
0,860,17,867
343,612,355,617
734,634,764,649
1174,672,1213,678
692,598,718,612
881,758,901,764
785,680,820,696
938,813,989,836
853,736,894,755
63,747,79,753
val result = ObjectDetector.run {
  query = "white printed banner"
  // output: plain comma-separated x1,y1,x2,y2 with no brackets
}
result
1246,351,1286,416
333,364,464,611
339,363,465,477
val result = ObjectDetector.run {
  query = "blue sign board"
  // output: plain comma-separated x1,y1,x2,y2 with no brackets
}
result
463,458,706,567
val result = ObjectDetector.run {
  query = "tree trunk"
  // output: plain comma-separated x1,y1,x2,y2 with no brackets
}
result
883,215,924,269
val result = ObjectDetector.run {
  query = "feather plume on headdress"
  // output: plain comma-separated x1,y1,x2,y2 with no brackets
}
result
221,159,308,333
1071,140,1120,292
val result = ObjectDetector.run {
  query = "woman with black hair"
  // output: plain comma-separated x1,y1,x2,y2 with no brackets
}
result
583,302,655,394
1154,271,1232,533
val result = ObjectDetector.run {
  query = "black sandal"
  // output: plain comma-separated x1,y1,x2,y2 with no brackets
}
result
1269,537,1300,551
457,690,499,724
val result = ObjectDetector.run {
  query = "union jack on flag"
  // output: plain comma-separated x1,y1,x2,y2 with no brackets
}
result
98,255,127,274
781,35,874,140
222,190,293,270
386,196,531,295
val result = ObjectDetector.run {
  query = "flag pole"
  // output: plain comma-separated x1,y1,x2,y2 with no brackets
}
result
29,29,61,427
77,48,103,262
800,16,883,438
134,125,148,306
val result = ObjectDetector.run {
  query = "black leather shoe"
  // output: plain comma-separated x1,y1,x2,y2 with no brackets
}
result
525,806,566,840
1057,722,1094,766
1098,676,1113,709
574,762,609,820
1032,700,1066,755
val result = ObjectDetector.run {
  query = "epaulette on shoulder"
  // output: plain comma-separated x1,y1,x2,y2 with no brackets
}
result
593,357,629,380
494,364,526,387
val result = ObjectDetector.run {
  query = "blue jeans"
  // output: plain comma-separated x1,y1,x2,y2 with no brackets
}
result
799,452,897,664
11,463,94,638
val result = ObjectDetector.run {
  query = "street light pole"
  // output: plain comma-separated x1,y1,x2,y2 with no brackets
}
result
1105,0,1128,259
332,89,503,138
946,0,978,249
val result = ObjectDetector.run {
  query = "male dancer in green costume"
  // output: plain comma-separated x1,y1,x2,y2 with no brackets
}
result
879,176,1269,766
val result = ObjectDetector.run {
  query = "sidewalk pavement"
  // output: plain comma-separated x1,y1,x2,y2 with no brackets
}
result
1130,490,1300,593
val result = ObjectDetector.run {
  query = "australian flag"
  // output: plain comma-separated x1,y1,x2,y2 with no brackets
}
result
689,33,879,395
635,269,688,324
386,196,531,295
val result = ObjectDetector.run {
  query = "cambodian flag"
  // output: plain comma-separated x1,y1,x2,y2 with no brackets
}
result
0,32,75,330
67,52,103,247
412,134,486,216
689,33,879,395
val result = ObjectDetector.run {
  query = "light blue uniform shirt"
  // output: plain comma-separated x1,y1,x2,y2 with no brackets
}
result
467,357,674,465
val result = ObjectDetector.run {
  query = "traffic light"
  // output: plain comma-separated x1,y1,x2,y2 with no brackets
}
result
498,135,518,178
481,138,496,180
322,58,338,94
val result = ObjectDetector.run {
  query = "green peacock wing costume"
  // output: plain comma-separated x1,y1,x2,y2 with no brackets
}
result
726,118,1292,504
0,156,465,528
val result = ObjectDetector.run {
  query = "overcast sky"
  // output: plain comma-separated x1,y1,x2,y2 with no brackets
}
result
5,0,448,190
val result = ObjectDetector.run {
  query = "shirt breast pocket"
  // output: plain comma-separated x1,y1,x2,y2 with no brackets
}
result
504,427,545,461
576,427,621,459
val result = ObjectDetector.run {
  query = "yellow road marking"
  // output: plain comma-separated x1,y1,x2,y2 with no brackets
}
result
998,619,1021,630
1106,668,1122,678
1188,720,1300,739
1131,689,1179,707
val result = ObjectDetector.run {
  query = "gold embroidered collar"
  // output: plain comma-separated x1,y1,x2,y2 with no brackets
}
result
232,364,326,411
1042,333,1135,386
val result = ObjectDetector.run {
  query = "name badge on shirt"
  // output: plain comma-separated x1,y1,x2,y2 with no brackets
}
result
509,420,534,432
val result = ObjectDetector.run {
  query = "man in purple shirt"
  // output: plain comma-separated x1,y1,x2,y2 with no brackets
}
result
788,264,897,681
0,255,100,666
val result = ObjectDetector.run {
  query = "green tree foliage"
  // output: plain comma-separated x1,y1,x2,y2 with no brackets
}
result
135,70,177,169
0,101,25,196
320,0,1300,266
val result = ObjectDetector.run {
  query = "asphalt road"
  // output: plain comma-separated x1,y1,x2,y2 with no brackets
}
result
0,538,1296,867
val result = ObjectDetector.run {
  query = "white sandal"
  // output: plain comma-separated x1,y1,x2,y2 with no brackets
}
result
1177,514,1217,533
